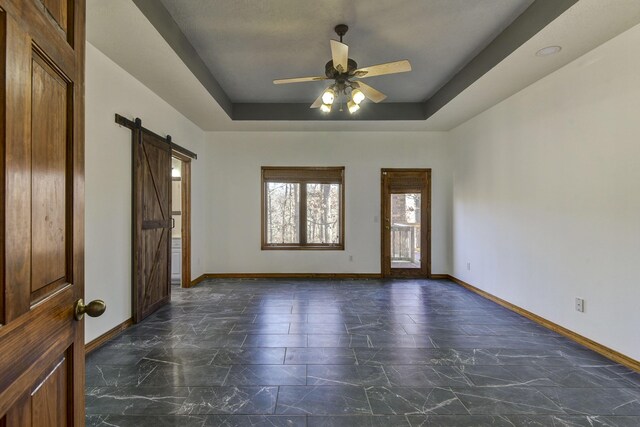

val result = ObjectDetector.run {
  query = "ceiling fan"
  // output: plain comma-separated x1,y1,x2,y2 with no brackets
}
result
273,24,412,114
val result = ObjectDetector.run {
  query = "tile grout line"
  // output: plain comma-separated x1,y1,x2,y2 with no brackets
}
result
273,385,281,415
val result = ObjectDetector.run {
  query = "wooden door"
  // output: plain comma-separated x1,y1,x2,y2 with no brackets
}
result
381,169,431,278
133,127,172,323
0,0,87,425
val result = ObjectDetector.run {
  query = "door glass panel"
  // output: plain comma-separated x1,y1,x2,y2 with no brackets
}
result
390,193,421,269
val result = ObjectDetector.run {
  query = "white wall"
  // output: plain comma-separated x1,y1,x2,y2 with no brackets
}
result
86,20,640,362
85,42,206,343
203,132,453,275
450,24,640,359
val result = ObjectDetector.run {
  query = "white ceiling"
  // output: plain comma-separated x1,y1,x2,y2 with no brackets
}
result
86,0,640,131
157,0,533,103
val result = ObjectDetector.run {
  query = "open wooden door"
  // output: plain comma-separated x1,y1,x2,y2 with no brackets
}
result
0,0,95,425
133,126,172,323
381,169,431,278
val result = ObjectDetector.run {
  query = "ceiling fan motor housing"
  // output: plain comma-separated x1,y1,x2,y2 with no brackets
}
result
325,58,358,80
335,24,349,38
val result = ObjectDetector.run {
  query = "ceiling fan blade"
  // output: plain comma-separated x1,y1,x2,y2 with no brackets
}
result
353,60,412,78
355,82,387,103
310,92,324,108
273,76,327,85
330,40,349,73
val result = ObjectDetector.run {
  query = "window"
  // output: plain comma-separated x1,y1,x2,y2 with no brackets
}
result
262,167,344,249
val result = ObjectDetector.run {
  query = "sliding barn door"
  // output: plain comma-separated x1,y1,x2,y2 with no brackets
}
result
0,0,88,425
133,128,172,322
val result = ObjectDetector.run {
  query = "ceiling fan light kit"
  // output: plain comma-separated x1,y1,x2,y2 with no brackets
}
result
273,24,412,115
321,88,335,105
351,89,365,105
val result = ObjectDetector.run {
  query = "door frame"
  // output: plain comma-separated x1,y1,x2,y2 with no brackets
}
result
381,168,432,278
171,151,192,288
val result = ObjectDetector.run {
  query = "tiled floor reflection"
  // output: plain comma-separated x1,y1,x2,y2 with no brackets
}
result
86,279,640,426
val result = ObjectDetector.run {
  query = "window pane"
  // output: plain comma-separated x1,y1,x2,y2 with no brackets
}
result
390,193,421,269
266,182,300,244
306,183,340,244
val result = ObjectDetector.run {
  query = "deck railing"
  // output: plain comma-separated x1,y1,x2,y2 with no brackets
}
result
391,224,419,262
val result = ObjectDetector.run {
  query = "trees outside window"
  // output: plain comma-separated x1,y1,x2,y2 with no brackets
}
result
262,167,344,250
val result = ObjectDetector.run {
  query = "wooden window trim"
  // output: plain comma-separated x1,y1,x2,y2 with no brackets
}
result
261,167,345,250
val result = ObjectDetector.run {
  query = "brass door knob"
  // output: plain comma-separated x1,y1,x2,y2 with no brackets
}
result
74,299,106,321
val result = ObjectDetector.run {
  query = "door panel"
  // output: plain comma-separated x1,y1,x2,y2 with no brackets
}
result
4,394,31,426
3,349,71,427
134,130,172,322
41,0,69,36
30,356,68,426
381,169,431,278
3,10,33,322
0,0,85,426
30,53,69,299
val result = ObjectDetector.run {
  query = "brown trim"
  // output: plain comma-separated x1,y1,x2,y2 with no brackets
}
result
190,273,382,286
131,118,142,323
189,273,458,284
171,150,192,163
259,245,345,251
381,169,432,278
447,275,640,373
181,160,192,288
171,152,192,288
262,167,344,183
300,182,308,246
188,273,209,288
261,167,345,250
207,273,382,279
85,319,133,355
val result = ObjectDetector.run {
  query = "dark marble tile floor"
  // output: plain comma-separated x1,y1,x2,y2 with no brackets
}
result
86,279,640,426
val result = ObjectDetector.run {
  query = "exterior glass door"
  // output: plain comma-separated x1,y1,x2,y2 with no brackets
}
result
381,169,431,278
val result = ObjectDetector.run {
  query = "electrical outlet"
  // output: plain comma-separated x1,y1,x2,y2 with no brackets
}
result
466,262,471,271
575,297,585,313
349,255,353,262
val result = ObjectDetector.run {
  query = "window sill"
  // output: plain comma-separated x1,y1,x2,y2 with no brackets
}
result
262,245,345,251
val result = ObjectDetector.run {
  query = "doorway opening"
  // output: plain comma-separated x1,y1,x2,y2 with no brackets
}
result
171,152,192,288
381,169,431,278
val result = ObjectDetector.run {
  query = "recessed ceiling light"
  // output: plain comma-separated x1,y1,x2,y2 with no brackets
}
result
536,46,562,57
